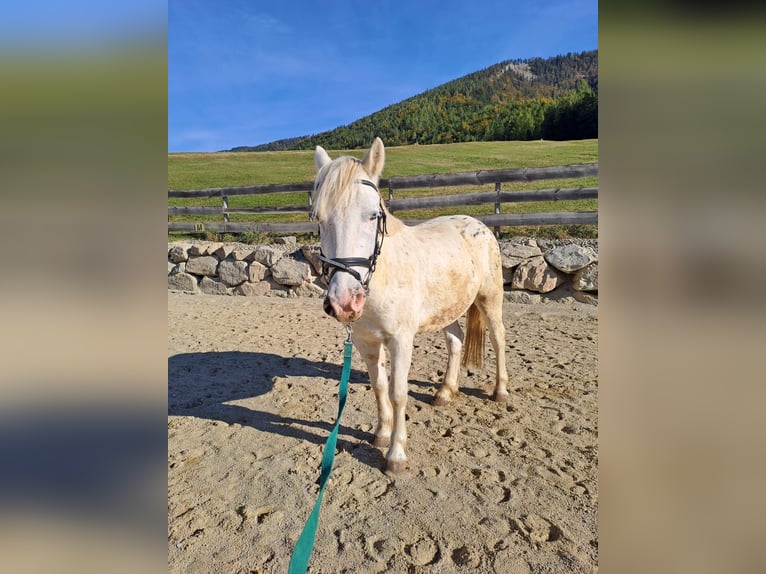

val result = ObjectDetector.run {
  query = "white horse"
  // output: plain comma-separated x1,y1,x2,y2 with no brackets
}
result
312,137,509,473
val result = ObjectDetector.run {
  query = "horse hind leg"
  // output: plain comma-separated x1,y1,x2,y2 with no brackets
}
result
433,321,463,406
476,292,509,402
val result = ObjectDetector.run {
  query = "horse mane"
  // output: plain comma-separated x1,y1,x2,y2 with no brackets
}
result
311,157,366,221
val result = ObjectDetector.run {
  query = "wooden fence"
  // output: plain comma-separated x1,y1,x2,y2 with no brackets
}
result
168,163,598,234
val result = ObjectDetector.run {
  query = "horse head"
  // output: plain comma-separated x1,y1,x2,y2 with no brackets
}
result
312,137,386,323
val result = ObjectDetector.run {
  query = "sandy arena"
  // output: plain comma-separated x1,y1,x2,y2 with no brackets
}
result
168,292,597,573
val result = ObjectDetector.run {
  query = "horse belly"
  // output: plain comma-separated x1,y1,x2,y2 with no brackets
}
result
415,266,478,330
413,216,501,332
418,250,481,331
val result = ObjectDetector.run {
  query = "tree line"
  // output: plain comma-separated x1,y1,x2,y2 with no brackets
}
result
230,50,597,152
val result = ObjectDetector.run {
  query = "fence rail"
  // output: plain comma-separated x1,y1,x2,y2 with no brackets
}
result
385,163,597,192
168,205,312,215
168,181,314,199
168,163,598,234
388,186,597,211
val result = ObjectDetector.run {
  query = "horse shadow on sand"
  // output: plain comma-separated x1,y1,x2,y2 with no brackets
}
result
168,350,448,471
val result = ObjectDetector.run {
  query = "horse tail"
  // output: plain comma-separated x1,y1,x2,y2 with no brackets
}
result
461,304,485,369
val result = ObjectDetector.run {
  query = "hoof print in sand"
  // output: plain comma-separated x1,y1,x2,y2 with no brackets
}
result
513,514,565,546
405,535,440,566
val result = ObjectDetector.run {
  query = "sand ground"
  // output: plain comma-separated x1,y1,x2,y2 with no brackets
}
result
168,292,597,573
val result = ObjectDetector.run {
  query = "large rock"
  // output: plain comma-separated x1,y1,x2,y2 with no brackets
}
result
292,281,325,298
544,244,597,273
271,258,311,286
511,256,567,293
247,261,268,283
252,245,284,267
168,272,198,293
500,240,542,266
236,281,272,297
185,255,219,277
168,244,190,263
572,262,598,292
189,242,213,256
500,240,543,283
213,244,236,260
231,245,256,261
218,259,249,286
265,285,291,297
199,276,231,295
300,244,324,275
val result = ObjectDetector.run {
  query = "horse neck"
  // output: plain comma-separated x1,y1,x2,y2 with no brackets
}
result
382,208,406,237
367,210,408,293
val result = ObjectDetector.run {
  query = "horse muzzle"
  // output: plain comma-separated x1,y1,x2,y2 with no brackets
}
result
323,288,366,323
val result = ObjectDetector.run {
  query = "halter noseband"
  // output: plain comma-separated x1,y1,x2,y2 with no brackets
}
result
317,178,387,291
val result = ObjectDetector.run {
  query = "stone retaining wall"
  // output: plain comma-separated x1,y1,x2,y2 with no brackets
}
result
168,237,598,305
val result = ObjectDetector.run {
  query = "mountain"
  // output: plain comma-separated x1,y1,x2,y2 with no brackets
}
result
228,49,597,152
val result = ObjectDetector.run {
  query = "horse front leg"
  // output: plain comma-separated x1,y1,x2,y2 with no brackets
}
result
353,337,392,447
385,334,414,474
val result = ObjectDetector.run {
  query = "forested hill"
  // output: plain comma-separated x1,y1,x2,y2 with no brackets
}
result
229,49,597,152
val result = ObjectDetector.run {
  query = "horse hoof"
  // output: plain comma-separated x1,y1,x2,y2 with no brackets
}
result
372,435,390,448
432,394,451,406
385,460,408,474
492,391,509,403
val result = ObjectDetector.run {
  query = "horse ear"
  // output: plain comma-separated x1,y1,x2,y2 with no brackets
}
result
314,146,332,170
362,137,385,179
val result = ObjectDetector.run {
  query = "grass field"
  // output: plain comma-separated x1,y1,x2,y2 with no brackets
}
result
169,139,598,240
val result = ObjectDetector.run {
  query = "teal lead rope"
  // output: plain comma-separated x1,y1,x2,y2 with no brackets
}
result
287,333,353,574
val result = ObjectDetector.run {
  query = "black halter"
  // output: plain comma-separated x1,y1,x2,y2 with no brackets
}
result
318,178,387,291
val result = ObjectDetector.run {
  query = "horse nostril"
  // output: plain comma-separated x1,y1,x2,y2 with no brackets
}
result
323,298,335,317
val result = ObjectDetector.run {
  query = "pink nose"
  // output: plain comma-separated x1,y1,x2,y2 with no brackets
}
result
323,290,366,322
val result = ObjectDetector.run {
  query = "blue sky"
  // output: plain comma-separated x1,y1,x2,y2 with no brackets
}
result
169,0,597,152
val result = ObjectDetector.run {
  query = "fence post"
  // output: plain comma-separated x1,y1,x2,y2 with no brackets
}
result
222,195,229,232
493,182,501,237
387,183,394,212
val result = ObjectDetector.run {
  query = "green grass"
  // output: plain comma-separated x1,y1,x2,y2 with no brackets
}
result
168,139,598,241
168,139,598,189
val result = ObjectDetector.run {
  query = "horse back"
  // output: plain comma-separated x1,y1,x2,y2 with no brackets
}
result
415,215,501,273
372,215,502,333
